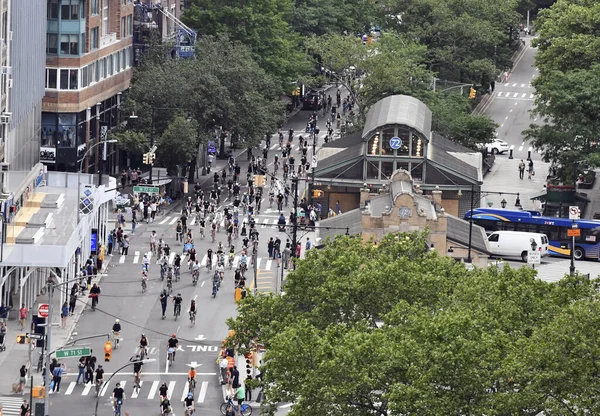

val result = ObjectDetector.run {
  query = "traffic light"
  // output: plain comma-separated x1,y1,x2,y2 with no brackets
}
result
143,153,149,164
312,190,323,198
16,334,26,344
245,352,253,377
469,87,476,99
104,341,113,362
149,153,155,164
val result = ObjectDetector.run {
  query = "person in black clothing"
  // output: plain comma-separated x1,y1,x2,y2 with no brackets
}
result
167,334,179,362
20,399,30,416
112,382,125,406
160,291,168,319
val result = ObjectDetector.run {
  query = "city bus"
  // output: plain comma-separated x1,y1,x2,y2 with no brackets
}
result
464,208,600,260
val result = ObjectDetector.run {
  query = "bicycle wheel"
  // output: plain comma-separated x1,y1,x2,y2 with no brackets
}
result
219,403,229,415
241,404,253,416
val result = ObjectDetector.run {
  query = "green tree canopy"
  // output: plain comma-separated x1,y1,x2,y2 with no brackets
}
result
291,0,380,37
123,37,284,162
182,0,308,87
382,0,521,84
110,130,149,156
156,115,199,175
227,233,600,416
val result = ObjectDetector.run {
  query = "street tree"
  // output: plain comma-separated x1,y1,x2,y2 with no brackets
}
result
306,33,433,120
110,130,149,157
182,0,308,87
382,0,521,84
155,115,199,175
227,232,600,416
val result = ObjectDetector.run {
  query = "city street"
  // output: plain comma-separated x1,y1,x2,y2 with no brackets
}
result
29,100,335,416
480,36,549,211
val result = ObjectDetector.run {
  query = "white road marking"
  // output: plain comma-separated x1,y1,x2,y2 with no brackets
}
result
181,381,190,401
65,381,76,395
512,83,517,87
159,217,170,225
147,380,159,399
133,251,140,264
131,381,143,398
167,381,176,399
197,381,208,403
81,382,93,396
497,92,503,97
518,146,524,152
521,93,527,98
169,217,178,225
119,255,126,264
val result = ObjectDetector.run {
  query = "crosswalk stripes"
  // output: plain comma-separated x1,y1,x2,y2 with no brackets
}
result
0,396,25,415
46,380,210,403
497,91,535,99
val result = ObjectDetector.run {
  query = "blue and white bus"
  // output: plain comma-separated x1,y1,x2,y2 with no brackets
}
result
465,208,600,260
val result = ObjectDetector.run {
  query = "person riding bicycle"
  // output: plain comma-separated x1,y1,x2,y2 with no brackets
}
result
188,246,197,263
142,253,150,272
189,299,196,319
95,364,104,385
173,294,183,317
216,262,224,281
183,392,195,416
159,381,168,400
112,319,121,334
139,334,149,356
188,367,197,387
150,231,157,253
240,252,248,271
207,248,213,268
217,242,224,255
167,334,179,361
278,213,286,230
158,237,165,255
174,253,181,269
112,382,125,408
133,356,143,379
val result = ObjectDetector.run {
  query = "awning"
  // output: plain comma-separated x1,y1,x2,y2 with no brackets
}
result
530,191,590,203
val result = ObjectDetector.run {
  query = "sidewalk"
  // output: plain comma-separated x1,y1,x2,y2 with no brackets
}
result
0,259,111,395
481,157,549,211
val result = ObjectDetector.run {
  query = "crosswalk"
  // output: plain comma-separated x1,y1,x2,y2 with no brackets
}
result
40,379,209,403
496,83,535,101
496,91,535,99
0,396,25,416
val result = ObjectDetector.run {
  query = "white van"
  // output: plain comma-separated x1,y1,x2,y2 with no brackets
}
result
487,231,549,262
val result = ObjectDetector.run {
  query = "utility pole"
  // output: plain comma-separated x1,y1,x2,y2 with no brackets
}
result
149,109,155,184
252,238,258,295
292,176,299,269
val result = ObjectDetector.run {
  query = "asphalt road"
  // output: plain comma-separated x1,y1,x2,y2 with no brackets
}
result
42,96,342,416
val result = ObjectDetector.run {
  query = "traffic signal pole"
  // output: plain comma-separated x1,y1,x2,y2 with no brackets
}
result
292,176,299,269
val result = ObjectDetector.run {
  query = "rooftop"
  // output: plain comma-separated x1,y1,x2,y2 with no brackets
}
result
362,95,432,140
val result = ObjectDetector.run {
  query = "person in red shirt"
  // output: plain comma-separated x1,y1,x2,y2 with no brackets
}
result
18,304,27,331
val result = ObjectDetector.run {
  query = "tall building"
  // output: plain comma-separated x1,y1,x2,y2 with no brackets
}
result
0,0,46,174
41,0,183,174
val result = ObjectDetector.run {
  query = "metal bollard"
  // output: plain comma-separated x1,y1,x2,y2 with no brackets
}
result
527,147,532,160
508,145,514,159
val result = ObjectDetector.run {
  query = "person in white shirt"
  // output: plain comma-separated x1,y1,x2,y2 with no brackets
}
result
150,202,157,222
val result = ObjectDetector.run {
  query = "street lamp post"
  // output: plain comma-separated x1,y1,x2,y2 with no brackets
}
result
77,139,118,225
570,159,587,276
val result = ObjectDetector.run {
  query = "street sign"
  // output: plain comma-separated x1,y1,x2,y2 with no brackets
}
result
133,185,159,194
56,347,91,359
37,304,49,318
389,136,401,150
311,155,318,169
569,206,581,220
568,228,581,237
527,251,541,265
26,333,43,340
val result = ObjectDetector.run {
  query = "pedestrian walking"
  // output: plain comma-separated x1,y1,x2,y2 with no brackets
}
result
20,399,30,416
18,304,27,331
107,230,114,256
267,238,274,259
51,363,65,393
518,160,525,180
75,357,86,384
18,364,28,394
528,159,535,180
305,237,311,251
131,211,137,235
60,302,69,329
121,236,129,255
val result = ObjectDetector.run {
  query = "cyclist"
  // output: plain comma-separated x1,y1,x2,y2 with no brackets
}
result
142,253,150,273
206,248,213,270
173,254,181,279
188,246,197,266
240,252,248,274
150,231,157,253
217,241,224,255
133,355,143,380
228,245,235,267
160,396,172,415
173,293,183,318
139,333,149,357
112,382,125,410
188,367,197,389
112,319,121,347
216,261,225,282
158,237,165,256
189,299,197,322
95,364,104,393
183,392,195,416
167,334,179,362
158,382,169,401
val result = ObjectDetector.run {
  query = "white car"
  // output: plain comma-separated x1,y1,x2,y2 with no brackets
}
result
480,139,510,154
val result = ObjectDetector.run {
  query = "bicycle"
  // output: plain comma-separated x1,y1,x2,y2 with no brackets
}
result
174,304,181,320
188,377,196,395
112,331,120,349
192,270,199,286
228,254,234,270
95,379,103,397
211,229,216,243
141,277,147,293
133,373,141,393
189,310,196,325
167,348,175,365
174,266,180,281
220,397,253,415
114,399,123,416
212,280,219,298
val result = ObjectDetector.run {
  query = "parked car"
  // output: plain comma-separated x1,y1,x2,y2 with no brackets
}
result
487,231,549,262
302,91,323,110
478,138,510,154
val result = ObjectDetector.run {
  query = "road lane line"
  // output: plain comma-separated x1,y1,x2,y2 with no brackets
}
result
148,380,159,399
169,217,178,225
131,381,143,398
65,382,76,395
81,382,93,396
119,255,125,264
133,251,140,264
169,252,175,264
197,381,208,403
159,217,170,225
181,381,190,401
518,146,524,152
167,381,176,399
266,260,272,270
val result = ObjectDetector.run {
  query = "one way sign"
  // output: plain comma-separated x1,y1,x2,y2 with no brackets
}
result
311,155,318,169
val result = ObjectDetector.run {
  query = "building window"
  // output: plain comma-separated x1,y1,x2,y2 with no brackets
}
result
381,127,395,156
381,161,394,180
108,55,113,76
90,27,99,50
59,69,79,90
61,0,79,20
47,0,59,19
121,16,126,38
411,162,423,182
91,0,99,15
81,33,86,53
367,134,380,156
398,129,410,156
127,15,132,36
366,160,379,180
115,51,121,70
46,68,58,89
60,34,79,55
120,50,125,70
122,0,126,5
102,1,109,35
412,135,423,157
81,66,88,88
47,33,58,54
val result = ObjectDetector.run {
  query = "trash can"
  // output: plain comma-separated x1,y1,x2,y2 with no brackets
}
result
35,401,45,416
